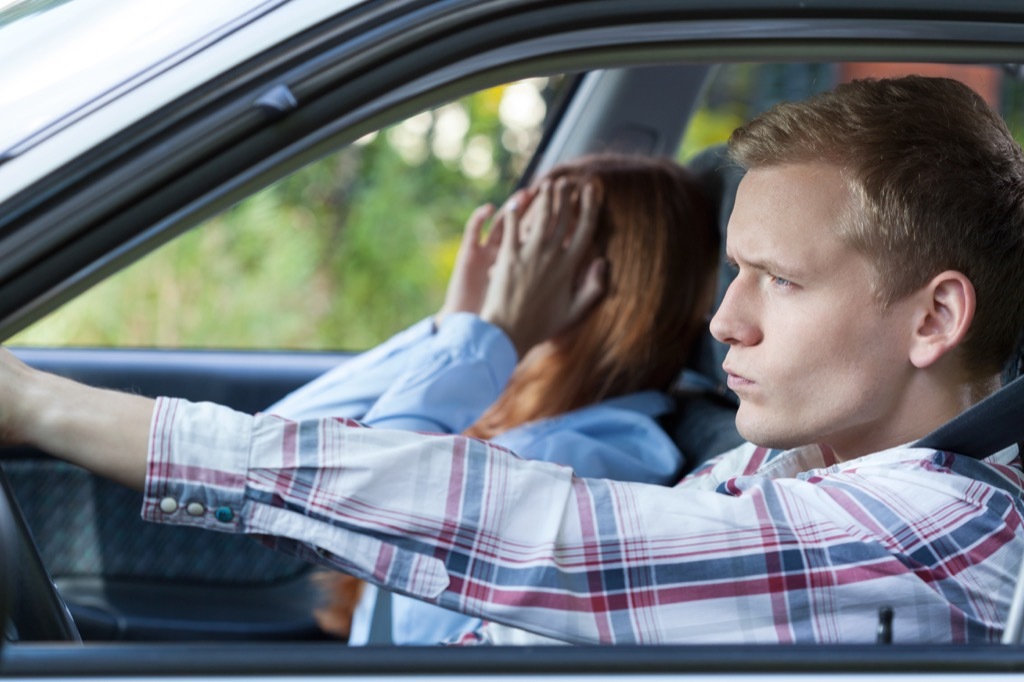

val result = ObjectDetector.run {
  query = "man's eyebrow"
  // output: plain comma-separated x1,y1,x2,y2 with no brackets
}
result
724,253,802,277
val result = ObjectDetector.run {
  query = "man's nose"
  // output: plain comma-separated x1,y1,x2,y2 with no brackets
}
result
709,278,762,347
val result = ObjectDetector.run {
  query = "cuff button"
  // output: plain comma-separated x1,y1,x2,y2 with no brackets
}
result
215,507,234,523
159,497,178,514
186,502,206,517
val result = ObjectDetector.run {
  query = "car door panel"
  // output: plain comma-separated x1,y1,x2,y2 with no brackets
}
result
2,347,350,641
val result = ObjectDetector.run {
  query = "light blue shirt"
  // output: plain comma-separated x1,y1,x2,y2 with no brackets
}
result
267,313,693,645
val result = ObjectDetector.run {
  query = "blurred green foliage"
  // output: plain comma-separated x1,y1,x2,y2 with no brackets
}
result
12,81,549,350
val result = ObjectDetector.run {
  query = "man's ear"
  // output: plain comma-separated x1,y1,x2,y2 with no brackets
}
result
908,270,976,369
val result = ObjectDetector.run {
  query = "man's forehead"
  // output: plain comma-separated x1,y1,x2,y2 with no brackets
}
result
725,163,856,273
731,162,851,219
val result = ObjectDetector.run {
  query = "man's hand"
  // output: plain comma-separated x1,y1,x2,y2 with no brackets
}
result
479,179,606,357
437,190,534,327
0,347,34,445
0,346,152,490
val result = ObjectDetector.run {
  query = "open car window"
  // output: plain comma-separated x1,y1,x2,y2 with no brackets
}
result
9,76,567,351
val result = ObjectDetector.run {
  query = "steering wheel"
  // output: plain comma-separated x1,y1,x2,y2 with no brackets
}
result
0,462,81,643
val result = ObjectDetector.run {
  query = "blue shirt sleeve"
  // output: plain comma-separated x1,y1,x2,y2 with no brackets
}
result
265,317,438,420
494,396,683,483
361,313,517,433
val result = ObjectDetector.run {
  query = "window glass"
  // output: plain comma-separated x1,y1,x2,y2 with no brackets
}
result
680,62,1024,162
11,76,566,350
679,63,838,161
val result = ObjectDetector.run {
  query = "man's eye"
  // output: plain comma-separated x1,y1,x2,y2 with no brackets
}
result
769,274,794,288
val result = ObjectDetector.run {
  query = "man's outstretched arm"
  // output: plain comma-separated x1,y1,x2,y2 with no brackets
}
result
141,395,1020,645
1,347,1017,644
1,348,151,489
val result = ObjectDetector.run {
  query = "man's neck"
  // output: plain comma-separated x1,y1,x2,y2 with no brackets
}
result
824,374,998,462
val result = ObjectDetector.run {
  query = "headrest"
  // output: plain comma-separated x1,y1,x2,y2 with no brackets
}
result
684,145,746,397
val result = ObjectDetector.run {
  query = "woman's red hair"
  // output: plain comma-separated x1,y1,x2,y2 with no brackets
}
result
465,154,718,439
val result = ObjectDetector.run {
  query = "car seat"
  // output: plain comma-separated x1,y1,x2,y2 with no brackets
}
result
660,145,746,473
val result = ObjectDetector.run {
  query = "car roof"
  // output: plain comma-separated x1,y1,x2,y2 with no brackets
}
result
0,0,283,154
0,0,358,183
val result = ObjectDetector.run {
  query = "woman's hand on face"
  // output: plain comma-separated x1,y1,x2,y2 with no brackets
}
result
479,179,607,357
436,190,534,327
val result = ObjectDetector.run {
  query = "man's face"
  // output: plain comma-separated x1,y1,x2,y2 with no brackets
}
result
710,162,920,459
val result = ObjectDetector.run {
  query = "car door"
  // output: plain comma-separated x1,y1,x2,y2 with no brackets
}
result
0,48,706,640
5,0,1024,678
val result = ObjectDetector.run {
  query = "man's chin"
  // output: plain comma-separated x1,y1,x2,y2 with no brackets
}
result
735,413,804,451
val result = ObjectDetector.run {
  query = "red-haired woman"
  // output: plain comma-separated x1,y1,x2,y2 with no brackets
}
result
267,154,720,645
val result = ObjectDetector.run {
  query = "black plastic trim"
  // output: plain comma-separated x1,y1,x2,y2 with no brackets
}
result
518,70,587,186
57,574,325,642
2,642,1024,676
0,471,80,643
0,463,13,652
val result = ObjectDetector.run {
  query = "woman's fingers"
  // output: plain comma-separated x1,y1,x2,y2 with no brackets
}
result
478,176,604,354
568,183,598,260
438,202,499,323
521,181,552,257
464,204,495,247
566,258,608,327
499,193,522,260
485,214,505,253
488,188,529,250
547,177,574,248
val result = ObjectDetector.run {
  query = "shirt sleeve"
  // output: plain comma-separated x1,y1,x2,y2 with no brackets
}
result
387,397,684,645
143,397,1022,645
360,312,517,433
495,405,683,485
265,317,437,420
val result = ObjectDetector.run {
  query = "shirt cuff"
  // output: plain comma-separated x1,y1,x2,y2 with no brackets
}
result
142,397,253,533
435,312,518,376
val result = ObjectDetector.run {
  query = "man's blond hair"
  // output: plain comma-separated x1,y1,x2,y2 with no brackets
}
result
729,75,1024,379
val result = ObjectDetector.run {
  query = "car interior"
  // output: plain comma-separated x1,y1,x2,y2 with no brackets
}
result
3,1,1024,674
2,64,748,644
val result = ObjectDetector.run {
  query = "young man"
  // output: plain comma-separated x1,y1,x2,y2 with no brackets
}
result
2,75,1024,644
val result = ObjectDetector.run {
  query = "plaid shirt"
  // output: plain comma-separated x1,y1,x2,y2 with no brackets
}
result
143,397,1024,644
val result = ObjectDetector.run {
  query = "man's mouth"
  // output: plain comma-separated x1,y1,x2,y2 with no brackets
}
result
723,365,754,390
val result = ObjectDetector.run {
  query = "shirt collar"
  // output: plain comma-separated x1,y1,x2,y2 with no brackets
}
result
752,441,1021,480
